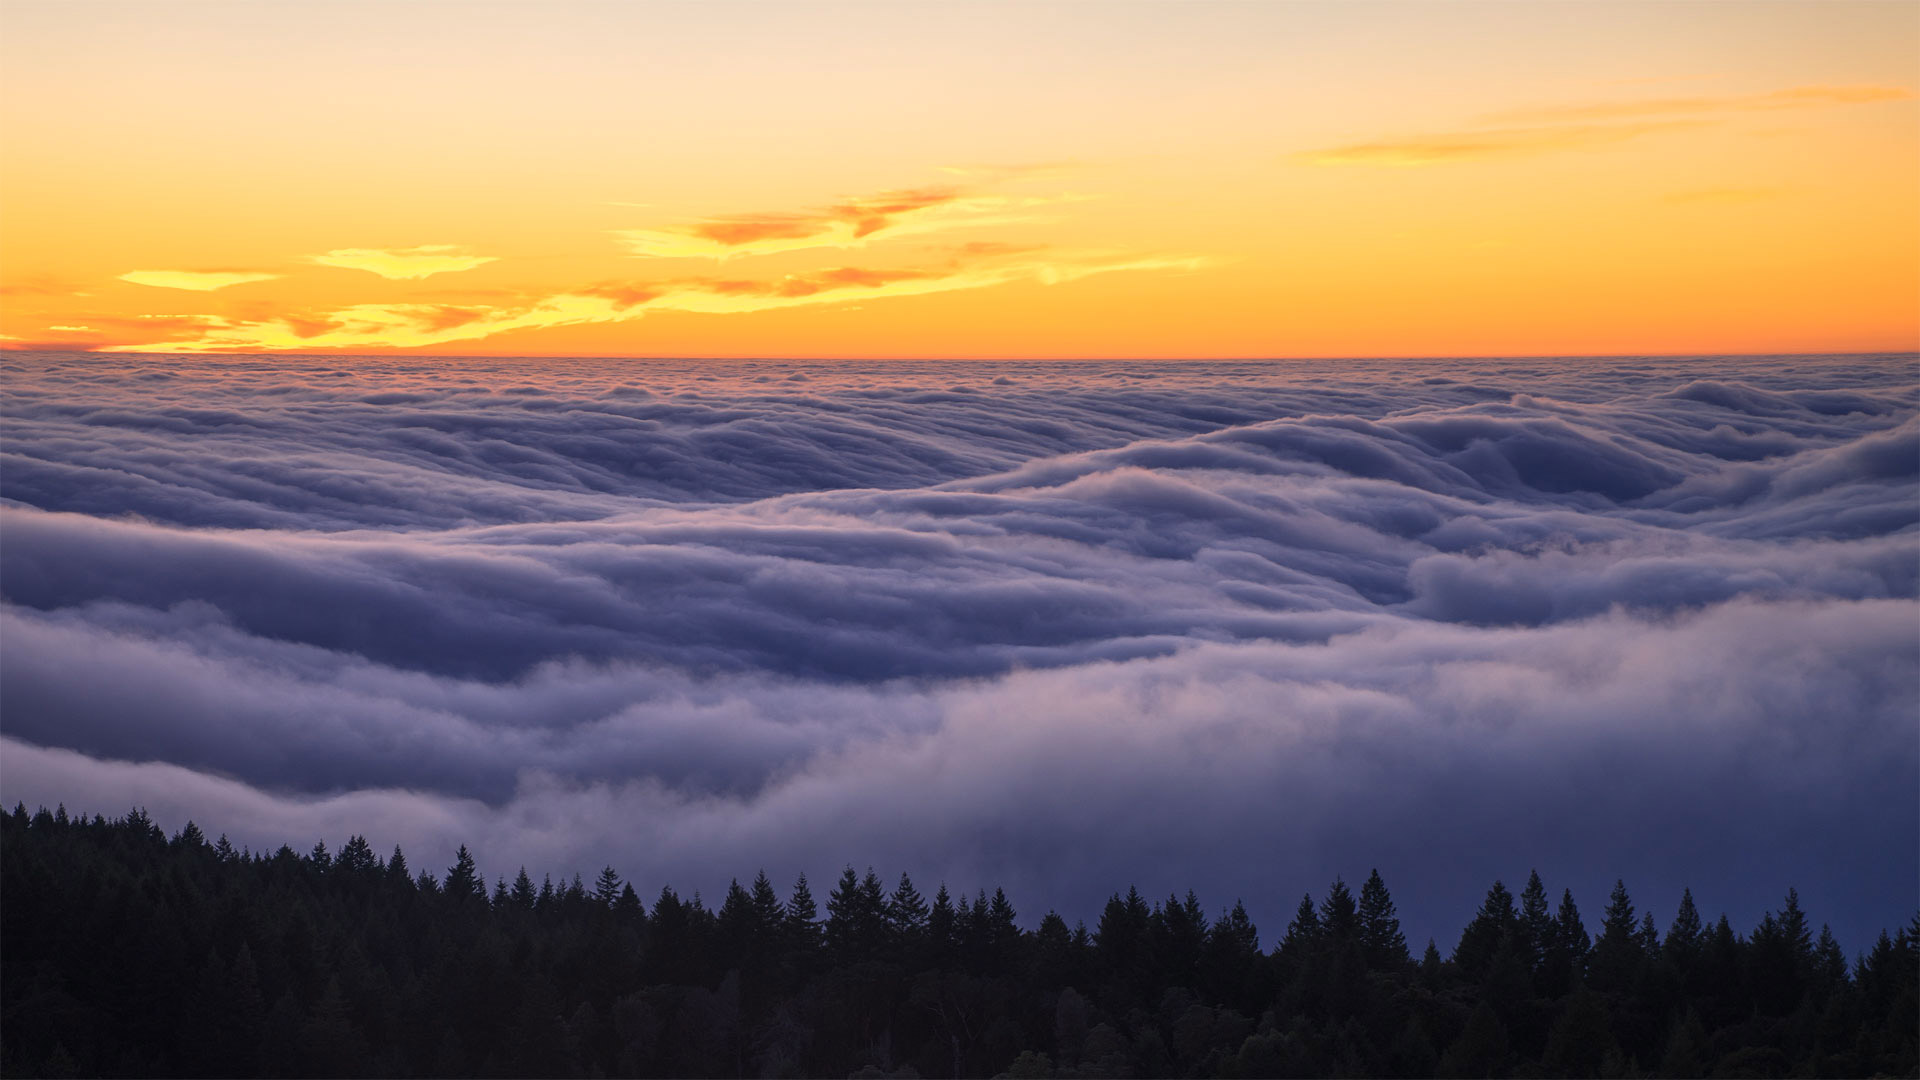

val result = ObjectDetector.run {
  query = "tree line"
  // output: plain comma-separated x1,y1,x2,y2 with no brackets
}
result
2,805,1913,1078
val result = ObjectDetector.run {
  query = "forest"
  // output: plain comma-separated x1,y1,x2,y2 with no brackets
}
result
1,805,1913,1079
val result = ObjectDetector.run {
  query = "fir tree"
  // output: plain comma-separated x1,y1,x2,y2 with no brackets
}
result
1588,879,1642,993
889,872,929,939
784,873,821,954
1358,869,1408,969
1519,869,1552,970
337,835,376,874
1319,876,1359,940
749,870,785,944
593,866,622,907
443,844,483,902
1454,880,1518,980
1282,892,1321,950
1666,887,1703,962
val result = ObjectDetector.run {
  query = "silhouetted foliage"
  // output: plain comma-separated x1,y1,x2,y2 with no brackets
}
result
0,805,1910,1078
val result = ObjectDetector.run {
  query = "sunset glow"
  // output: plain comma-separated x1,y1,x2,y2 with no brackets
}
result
2,0,1914,358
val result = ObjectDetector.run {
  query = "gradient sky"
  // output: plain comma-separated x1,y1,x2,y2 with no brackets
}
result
1,0,1916,358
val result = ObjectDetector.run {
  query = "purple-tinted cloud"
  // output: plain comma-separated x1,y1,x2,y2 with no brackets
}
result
0,351,1913,950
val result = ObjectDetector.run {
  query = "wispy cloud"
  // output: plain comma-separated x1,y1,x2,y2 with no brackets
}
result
1663,186,1793,205
1304,121,1697,167
1489,83,1914,124
311,246,498,280
119,270,279,292
1304,83,1914,168
110,251,1207,353
616,185,1063,260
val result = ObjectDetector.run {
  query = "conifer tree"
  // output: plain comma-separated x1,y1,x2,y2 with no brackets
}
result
1637,911,1660,954
1666,887,1703,961
748,870,784,947
511,867,538,910
1320,877,1359,940
1778,887,1813,961
1358,869,1408,969
337,835,376,874
1556,889,1590,961
594,866,622,907
1588,879,1642,994
1282,892,1321,950
1454,880,1518,979
717,878,757,966
1519,870,1552,970
889,872,929,939
928,883,957,957
444,844,483,902
826,867,866,958
784,873,821,954
987,887,1019,950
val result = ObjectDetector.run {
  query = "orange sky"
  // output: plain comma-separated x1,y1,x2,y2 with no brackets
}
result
1,1,1915,358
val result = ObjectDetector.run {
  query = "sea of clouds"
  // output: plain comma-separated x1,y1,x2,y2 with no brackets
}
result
1,352,1913,949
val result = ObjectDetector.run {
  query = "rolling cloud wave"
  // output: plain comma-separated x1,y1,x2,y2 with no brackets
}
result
0,352,1913,947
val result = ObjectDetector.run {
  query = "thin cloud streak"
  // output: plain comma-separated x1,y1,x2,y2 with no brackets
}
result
1488,83,1915,123
311,246,499,280
119,270,280,291
1303,121,1699,167
1303,82,1913,168
615,185,1073,260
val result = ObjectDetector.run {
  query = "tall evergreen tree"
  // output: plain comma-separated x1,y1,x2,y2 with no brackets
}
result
928,883,957,959
337,835,376,875
593,866,622,907
749,870,785,953
1588,879,1642,994
511,867,538,911
1519,870,1553,971
1319,877,1359,940
1358,869,1408,969
1454,880,1519,980
888,872,929,940
1538,887,1589,997
1281,893,1320,952
444,844,483,902
1666,887,1703,961
784,873,821,954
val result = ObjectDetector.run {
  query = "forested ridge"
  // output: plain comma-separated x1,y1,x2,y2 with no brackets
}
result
2,807,1913,1079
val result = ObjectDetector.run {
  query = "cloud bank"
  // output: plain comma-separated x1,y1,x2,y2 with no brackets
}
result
0,352,1913,949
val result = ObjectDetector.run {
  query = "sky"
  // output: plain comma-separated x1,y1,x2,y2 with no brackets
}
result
0,0,1915,951
2,0,1917,358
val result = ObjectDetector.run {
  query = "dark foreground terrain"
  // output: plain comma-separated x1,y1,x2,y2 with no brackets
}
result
2,807,1913,1078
